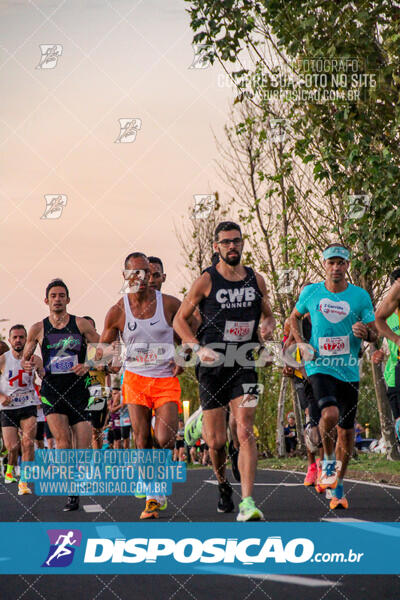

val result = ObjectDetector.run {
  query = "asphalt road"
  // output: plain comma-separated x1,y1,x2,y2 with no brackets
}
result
1,467,399,599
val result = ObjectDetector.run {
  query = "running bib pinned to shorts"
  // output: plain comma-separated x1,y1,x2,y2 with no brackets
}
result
49,354,78,374
318,336,350,356
223,320,255,342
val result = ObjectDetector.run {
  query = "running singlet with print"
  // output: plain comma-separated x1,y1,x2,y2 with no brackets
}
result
40,315,88,399
197,265,263,361
121,290,175,378
0,351,37,410
295,282,375,382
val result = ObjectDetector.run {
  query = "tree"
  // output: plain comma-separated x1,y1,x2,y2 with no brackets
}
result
185,0,400,457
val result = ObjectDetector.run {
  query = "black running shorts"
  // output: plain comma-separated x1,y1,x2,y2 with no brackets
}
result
195,364,258,411
308,373,359,430
89,399,108,429
1,405,37,428
36,421,45,440
121,425,131,440
42,393,90,426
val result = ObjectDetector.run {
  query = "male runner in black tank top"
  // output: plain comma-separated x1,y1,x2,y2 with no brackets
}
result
174,221,275,521
23,279,99,511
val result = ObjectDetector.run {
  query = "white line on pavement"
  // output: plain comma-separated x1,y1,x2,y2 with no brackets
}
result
83,504,104,513
204,480,303,487
214,571,340,587
261,469,400,491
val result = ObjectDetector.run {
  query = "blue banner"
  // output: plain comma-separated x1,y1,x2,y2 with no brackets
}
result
0,522,398,574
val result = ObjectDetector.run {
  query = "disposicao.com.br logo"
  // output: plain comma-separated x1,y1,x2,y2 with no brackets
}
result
84,536,317,565
42,529,82,567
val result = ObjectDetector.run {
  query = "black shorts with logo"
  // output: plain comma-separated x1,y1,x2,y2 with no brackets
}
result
195,363,258,411
308,373,359,430
42,393,90,427
1,405,37,428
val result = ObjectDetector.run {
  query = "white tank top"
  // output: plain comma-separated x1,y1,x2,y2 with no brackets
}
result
122,291,175,378
0,351,38,410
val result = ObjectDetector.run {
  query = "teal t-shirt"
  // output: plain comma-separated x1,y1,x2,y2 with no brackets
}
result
295,281,375,382
384,312,399,388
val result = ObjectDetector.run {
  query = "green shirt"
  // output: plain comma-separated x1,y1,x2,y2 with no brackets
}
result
384,312,400,388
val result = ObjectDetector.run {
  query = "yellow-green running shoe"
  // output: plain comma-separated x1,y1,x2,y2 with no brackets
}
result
236,497,264,522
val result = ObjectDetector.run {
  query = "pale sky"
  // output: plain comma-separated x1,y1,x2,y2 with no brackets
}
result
0,0,235,337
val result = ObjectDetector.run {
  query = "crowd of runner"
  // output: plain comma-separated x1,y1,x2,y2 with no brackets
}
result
1,221,399,520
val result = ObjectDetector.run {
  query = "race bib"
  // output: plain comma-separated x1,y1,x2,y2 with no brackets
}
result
122,416,131,426
50,354,78,374
9,390,36,408
126,343,172,368
87,397,106,412
318,336,350,356
223,320,255,342
88,384,107,399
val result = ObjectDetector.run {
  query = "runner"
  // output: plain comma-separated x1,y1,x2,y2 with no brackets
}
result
174,221,275,521
173,419,186,461
0,324,44,494
375,267,400,442
23,279,99,511
109,387,122,449
282,289,324,489
288,244,377,509
100,252,189,519
148,256,166,291
82,316,110,450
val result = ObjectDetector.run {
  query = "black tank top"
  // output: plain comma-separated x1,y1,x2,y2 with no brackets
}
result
40,315,88,398
197,265,263,349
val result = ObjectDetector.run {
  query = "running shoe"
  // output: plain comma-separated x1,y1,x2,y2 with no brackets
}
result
318,459,340,490
4,473,17,484
158,496,168,511
63,496,79,511
18,482,32,495
217,481,234,513
140,499,160,520
314,458,324,492
303,462,317,486
395,417,400,443
237,497,264,522
228,440,241,482
184,407,203,446
330,496,349,510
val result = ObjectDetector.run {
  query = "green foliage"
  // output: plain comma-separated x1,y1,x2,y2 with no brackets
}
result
185,0,400,290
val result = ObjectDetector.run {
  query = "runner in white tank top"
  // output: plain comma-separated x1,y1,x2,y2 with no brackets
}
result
0,325,44,494
122,290,175,378
100,252,199,520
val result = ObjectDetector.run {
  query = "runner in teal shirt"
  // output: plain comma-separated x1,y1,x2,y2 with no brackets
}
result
289,243,377,510
295,281,375,382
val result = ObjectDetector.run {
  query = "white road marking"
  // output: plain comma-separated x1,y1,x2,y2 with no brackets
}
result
234,573,340,587
321,518,367,522
261,469,400,490
83,504,104,513
194,567,340,587
204,480,303,487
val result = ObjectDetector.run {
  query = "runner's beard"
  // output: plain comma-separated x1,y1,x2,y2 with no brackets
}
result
221,251,241,266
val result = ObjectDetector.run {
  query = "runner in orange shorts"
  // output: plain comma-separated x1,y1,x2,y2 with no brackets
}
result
100,252,195,519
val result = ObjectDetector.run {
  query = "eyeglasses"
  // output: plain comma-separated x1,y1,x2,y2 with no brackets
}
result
216,237,243,247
